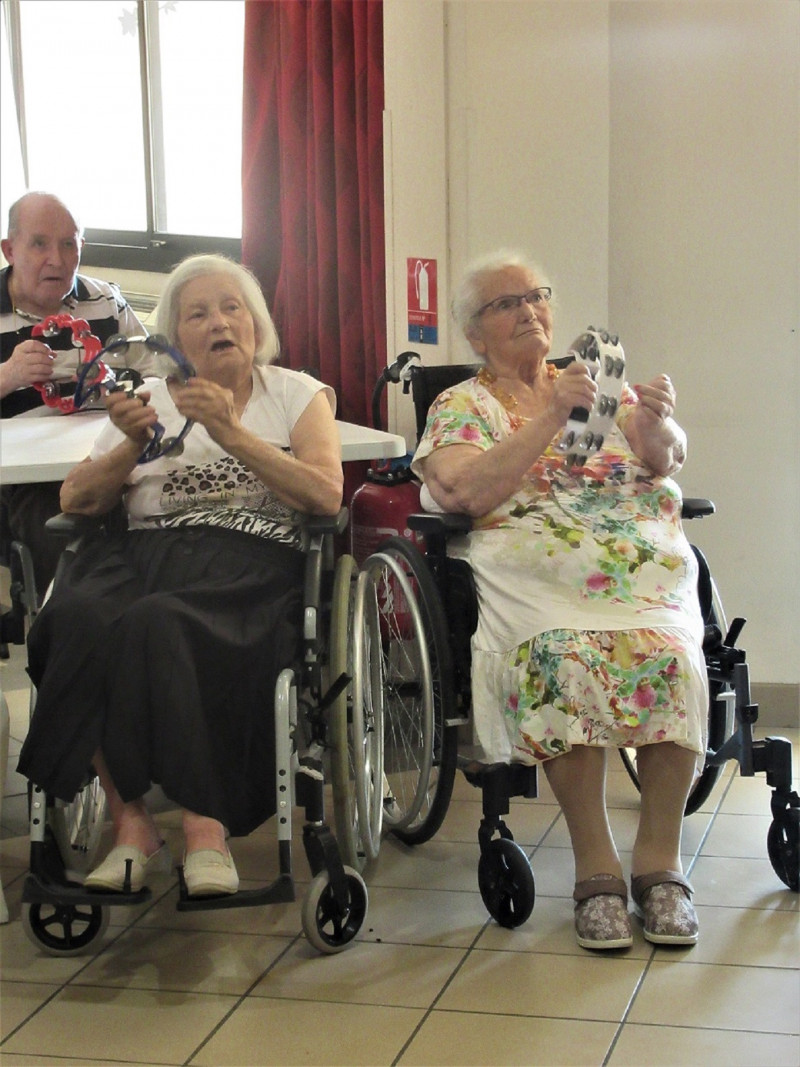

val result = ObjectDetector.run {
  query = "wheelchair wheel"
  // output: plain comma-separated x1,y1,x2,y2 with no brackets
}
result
301,865,368,954
328,556,384,869
477,837,535,928
349,568,385,863
619,549,733,816
50,775,108,878
328,555,364,870
362,537,458,846
22,900,109,956
767,807,800,892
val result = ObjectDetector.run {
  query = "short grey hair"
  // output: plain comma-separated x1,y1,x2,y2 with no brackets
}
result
7,191,83,239
451,248,553,336
155,254,280,366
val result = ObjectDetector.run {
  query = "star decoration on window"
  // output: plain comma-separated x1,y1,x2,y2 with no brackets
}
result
119,1,178,37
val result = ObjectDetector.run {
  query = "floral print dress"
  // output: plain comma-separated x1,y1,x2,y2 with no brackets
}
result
411,372,708,770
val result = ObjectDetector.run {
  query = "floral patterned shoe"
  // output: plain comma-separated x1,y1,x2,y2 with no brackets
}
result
631,870,699,945
573,874,633,950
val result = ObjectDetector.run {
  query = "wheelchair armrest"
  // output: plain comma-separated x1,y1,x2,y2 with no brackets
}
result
407,512,473,537
296,507,349,537
44,513,108,538
681,498,715,520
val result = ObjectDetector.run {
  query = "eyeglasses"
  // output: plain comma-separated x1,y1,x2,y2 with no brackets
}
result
473,287,552,318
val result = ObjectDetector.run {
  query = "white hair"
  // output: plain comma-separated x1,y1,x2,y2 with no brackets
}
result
155,254,280,365
450,248,553,336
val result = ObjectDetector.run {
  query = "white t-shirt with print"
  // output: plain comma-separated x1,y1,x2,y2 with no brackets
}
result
89,364,336,547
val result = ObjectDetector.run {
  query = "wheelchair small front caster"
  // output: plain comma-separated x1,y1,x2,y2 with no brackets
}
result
301,865,368,953
767,805,799,892
21,900,109,956
477,837,535,928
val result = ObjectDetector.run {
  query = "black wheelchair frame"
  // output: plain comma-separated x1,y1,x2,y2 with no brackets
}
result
365,360,799,927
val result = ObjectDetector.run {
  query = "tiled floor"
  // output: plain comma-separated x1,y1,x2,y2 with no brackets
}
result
1,635,798,1067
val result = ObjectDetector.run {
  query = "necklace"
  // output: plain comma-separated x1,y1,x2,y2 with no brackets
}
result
477,363,559,416
477,366,518,411
13,306,44,325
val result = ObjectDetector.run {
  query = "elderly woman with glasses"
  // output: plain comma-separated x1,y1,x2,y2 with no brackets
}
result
412,250,707,950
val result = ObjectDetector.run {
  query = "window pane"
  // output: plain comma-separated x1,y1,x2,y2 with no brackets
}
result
0,14,26,231
17,0,147,231
154,0,244,238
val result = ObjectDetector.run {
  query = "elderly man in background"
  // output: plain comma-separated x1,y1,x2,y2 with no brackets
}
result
0,191,148,594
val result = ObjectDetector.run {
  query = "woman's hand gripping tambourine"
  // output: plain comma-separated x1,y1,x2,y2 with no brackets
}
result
30,314,104,413
74,334,196,464
553,327,625,467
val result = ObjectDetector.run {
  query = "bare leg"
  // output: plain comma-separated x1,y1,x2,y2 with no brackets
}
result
544,746,622,883
92,748,163,857
632,741,697,877
94,749,229,858
182,810,229,856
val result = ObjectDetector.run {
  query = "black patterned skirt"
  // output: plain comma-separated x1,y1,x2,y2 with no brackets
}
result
19,526,304,836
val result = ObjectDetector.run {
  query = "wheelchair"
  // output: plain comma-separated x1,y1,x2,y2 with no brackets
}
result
9,507,377,957
354,359,800,928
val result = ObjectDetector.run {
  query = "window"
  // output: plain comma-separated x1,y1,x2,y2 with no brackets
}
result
1,0,244,272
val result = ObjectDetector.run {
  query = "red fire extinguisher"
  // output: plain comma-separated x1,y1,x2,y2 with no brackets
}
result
350,352,424,566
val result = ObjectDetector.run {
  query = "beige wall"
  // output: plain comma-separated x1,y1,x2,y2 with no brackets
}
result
384,0,799,695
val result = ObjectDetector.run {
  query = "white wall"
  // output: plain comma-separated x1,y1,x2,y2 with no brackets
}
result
383,0,799,695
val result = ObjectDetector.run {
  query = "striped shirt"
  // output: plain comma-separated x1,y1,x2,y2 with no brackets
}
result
1,267,147,418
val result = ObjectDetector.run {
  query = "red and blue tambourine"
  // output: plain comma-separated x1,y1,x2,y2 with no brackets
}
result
74,333,196,463
31,314,104,414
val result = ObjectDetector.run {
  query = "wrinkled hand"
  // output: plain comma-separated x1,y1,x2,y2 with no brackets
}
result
106,388,158,449
547,359,598,425
2,339,56,390
172,377,240,446
632,374,676,425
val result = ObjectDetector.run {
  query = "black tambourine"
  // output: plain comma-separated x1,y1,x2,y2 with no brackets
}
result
552,327,626,468
74,334,196,464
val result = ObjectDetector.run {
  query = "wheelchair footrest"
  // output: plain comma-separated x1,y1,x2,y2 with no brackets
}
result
22,872,151,908
176,872,295,911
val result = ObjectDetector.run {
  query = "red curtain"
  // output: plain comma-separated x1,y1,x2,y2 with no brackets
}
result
242,0,386,427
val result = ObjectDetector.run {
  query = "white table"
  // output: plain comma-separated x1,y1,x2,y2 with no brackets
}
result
0,409,407,485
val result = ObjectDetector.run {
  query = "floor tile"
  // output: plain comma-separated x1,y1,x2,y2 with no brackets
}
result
355,883,490,948
660,903,800,968
399,1011,619,1066
191,998,425,1066
70,925,296,996
0,980,61,1040
628,959,800,1033
609,1022,800,1066
1,986,238,1064
250,939,466,1009
436,948,647,1022
690,854,799,910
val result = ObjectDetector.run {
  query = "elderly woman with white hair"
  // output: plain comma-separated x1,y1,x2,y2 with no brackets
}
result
18,254,342,897
413,250,707,950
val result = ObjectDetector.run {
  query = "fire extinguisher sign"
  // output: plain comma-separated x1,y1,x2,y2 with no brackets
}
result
407,257,438,344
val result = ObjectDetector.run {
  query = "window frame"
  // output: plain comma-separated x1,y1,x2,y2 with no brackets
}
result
6,0,242,274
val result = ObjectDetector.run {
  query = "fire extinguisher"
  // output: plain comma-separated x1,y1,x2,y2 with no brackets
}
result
350,352,424,566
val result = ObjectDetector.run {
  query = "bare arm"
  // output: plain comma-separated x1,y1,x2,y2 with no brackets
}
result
622,375,686,476
174,380,343,515
420,361,597,517
60,388,160,515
